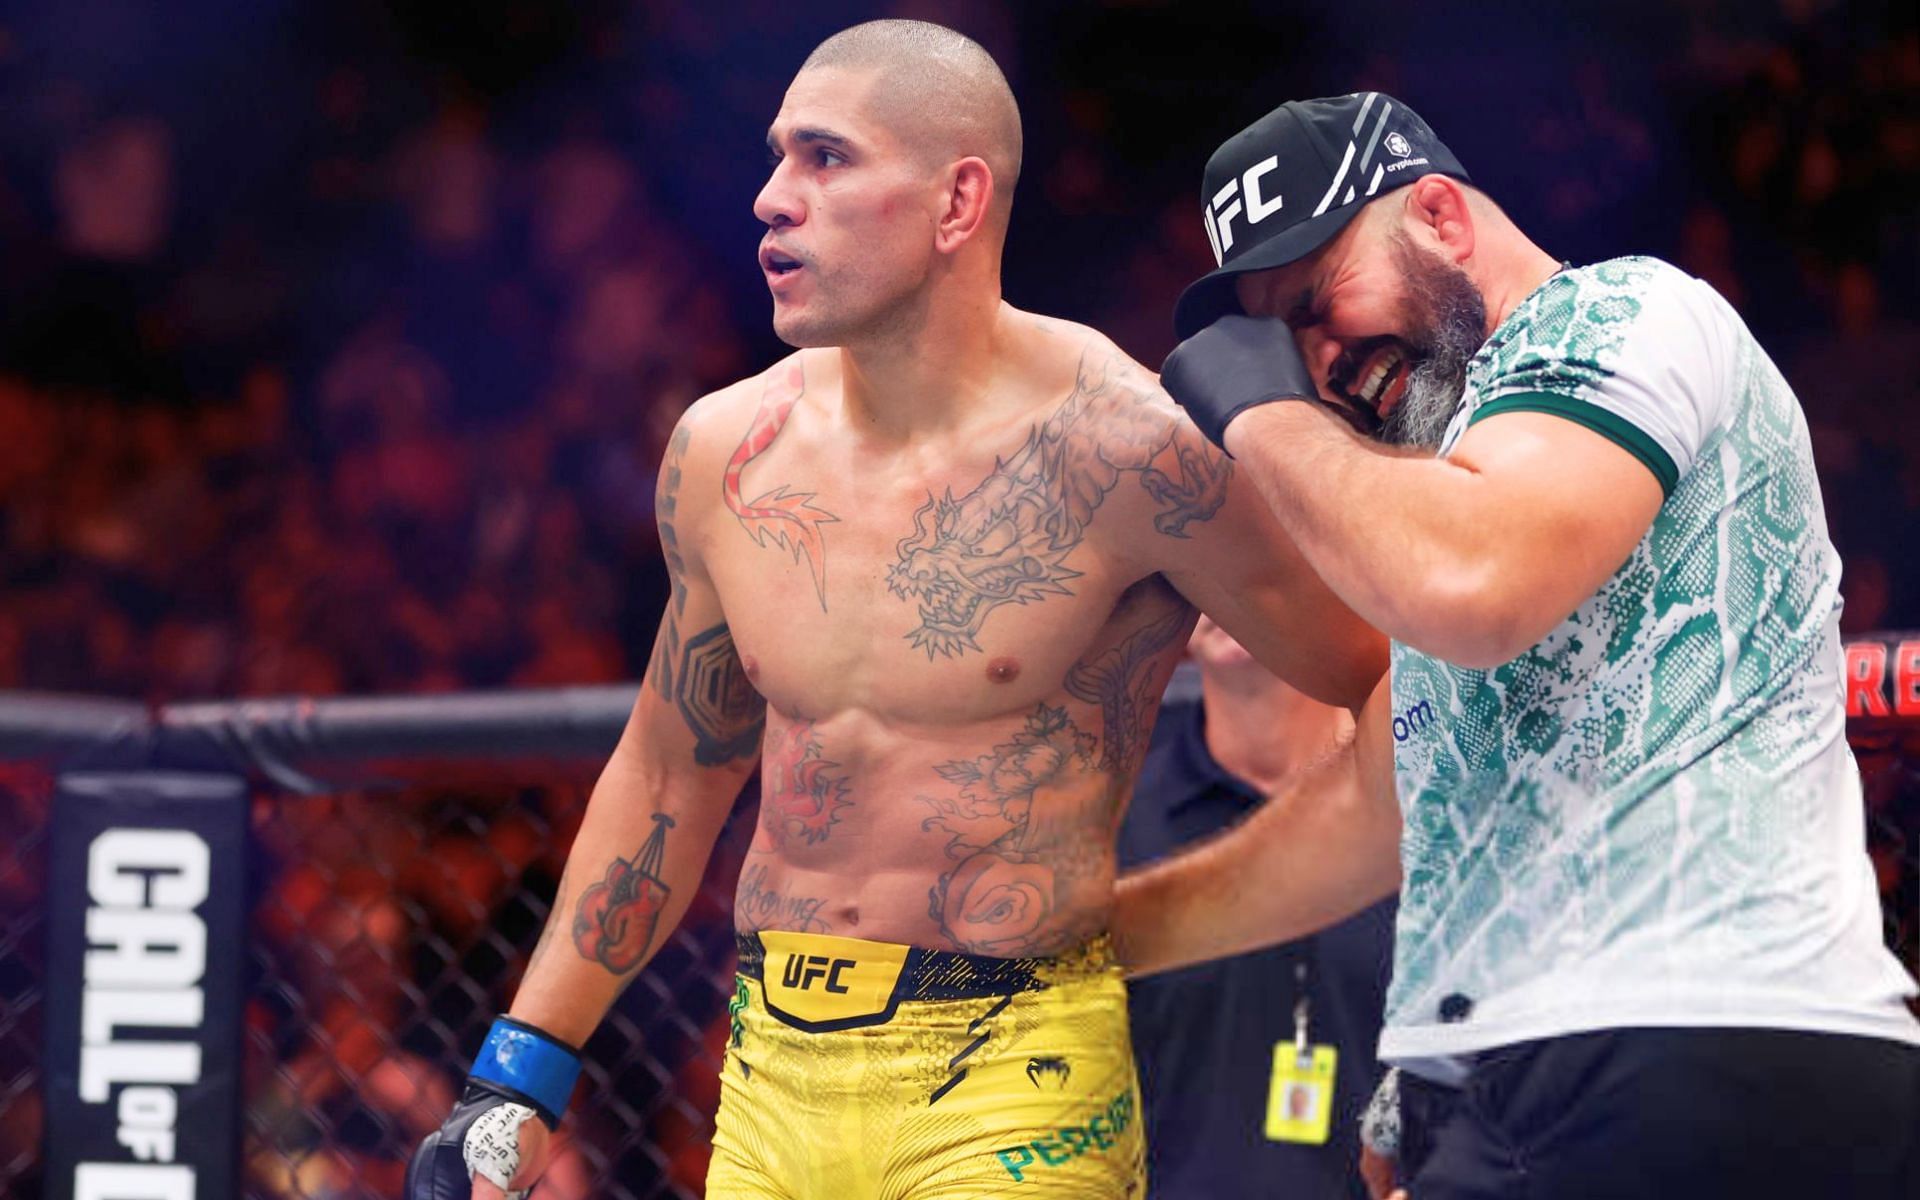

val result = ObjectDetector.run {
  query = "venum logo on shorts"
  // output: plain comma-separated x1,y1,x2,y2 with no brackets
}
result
1393,698,1436,743
993,1088,1137,1182
1025,1057,1071,1090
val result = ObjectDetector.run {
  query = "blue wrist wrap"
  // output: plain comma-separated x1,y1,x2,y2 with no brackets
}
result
468,1017,581,1123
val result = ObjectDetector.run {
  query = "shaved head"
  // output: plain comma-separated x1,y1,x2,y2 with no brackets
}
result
800,19,1023,227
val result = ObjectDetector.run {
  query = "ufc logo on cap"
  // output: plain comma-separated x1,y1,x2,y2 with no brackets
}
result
1203,154,1284,266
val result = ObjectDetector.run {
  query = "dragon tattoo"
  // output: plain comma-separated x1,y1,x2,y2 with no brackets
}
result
887,347,1230,658
725,361,838,610
760,719,854,846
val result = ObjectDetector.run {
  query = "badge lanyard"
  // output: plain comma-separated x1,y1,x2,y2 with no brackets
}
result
1265,959,1338,1145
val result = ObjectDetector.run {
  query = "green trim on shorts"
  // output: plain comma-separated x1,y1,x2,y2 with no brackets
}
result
1468,391,1679,497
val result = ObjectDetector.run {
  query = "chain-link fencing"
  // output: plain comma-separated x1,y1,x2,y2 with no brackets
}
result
4,771,758,1200
1857,727,1920,998
1,765,54,1197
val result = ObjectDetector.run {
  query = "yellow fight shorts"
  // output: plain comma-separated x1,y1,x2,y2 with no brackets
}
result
707,930,1144,1199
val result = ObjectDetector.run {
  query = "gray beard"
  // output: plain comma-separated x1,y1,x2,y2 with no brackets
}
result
1383,353,1472,449
1379,239,1490,450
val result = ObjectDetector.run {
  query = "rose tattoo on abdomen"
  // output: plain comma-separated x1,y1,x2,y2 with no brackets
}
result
917,704,1106,956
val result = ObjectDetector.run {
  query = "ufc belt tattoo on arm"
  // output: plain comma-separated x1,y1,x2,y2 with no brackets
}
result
889,345,1231,658
652,421,766,767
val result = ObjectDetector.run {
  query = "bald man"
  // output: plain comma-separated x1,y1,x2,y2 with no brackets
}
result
404,21,1384,1200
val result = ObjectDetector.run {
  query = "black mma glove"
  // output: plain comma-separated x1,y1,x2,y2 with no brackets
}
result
405,1016,582,1200
1161,313,1321,453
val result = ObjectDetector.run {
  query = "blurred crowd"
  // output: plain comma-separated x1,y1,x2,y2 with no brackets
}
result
1,2,1916,700
1,1,1917,1198
0,54,745,697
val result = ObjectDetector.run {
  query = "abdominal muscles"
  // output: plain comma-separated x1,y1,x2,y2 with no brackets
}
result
735,696,1137,959
737,573,1194,958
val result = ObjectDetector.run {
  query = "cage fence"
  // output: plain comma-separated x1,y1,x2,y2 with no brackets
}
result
4,769,758,1200
3,718,1919,1199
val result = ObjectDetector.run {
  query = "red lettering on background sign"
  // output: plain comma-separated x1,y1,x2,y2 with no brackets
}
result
1844,642,1889,718
1896,641,1920,717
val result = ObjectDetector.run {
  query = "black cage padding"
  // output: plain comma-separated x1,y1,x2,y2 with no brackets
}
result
5,626,1920,792
0,684,638,793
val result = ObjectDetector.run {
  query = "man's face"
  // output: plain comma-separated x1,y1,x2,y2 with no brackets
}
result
754,67,941,348
1234,206,1489,448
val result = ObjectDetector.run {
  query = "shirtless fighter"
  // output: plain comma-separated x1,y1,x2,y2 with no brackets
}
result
405,21,1384,1200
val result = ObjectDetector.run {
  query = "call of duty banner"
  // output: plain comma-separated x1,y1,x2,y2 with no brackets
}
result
43,772,246,1200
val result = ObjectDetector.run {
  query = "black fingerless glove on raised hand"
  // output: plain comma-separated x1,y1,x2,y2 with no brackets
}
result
1161,314,1320,452
405,1016,581,1200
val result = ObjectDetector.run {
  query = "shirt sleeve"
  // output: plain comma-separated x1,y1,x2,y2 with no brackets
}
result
1466,265,1733,498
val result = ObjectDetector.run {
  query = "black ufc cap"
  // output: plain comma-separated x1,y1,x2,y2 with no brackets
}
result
1173,92,1470,338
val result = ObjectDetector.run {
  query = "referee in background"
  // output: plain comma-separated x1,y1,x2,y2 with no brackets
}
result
1122,615,1395,1199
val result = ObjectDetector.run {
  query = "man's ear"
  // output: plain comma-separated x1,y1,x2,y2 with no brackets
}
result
933,157,995,253
1402,175,1474,265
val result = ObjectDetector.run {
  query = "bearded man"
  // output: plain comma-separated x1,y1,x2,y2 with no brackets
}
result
1120,93,1920,1200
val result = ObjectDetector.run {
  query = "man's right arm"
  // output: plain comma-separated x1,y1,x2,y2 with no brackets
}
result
407,406,761,1200
509,412,762,1045
1112,672,1400,976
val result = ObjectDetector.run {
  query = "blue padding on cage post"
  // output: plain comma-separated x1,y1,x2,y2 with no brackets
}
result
469,1017,581,1122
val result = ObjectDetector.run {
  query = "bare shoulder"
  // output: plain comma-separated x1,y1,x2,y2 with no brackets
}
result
671,350,837,467
1022,312,1154,388
676,352,807,437
1006,310,1232,545
1017,312,1201,440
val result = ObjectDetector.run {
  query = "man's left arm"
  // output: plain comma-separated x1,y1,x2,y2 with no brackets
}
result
1221,402,1664,668
1136,398,1389,711
1114,672,1401,975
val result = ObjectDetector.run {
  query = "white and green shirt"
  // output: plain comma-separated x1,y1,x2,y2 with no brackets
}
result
1384,256,1920,1074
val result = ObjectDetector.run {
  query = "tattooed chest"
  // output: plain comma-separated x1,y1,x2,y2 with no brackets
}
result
715,349,1228,698
716,528,1128,722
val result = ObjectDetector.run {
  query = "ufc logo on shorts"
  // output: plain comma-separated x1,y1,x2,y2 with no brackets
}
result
781,954,854,993
1203,155,1284,265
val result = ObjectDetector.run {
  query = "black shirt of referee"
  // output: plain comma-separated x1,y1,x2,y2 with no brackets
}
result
1121,675,1396,1200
